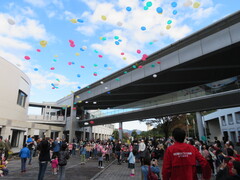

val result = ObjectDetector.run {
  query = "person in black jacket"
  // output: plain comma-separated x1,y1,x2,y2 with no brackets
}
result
58,144,70,180
37,139,51,180
216,161,240,180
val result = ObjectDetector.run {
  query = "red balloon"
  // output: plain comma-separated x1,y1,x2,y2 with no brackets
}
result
121,52,124,55
90,121,94,124
157,61,161,64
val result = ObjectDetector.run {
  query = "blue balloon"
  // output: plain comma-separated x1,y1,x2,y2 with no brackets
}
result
115,41,120,45
156,7,163,14
78,86,81,89
104,64,108,67
141,26,146,31
118,39,122,42
171,2,177,7
107,91,111,94
173,10,177,15
126,7,132,11
72,62,75,65
77,74,81,77
77,19,84,23
80,48,85,51
34,68,38,71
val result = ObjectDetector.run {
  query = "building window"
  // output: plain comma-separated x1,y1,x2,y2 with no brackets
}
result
235,112,240,124
221,116,226,126
227,114,234,125
17,90,27,107
11,130,20,147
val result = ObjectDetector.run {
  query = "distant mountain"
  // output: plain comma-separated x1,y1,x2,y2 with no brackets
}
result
123,129,142,135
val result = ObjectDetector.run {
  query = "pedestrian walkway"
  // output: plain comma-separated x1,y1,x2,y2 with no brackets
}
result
2,155,109,180
93,160,142,180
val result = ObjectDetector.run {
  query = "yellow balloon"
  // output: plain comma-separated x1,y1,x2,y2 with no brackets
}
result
75,52,80,56
101,15,107,21
123,57,127,60
40,40,47,47
99,37,103,40
70,19,77,23
78,101,82,103
193,2,200,8
166,25,171,30
54,55,58,57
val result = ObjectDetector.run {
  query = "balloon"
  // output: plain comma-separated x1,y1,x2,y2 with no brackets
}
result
117,21,123,26
98,55,103,58
114,36,119,40
36,49,41,52
132,65,137,68
34,68,38,71
90,121,94,124
173,10,177,15
78,86,81,89
80,65,85,68
156,7,163,14
24,56,30,60
142,54,148,61
115,78,120,81
69,40,74,44
123,57,127,60
126,7,132,11
141,26,146,31
77,74,81,77
53,59,57,62
75,52,80,56
50,67,55,70
146,1,152,7
82,46,87,50
157,61,161,64
102,37,107,41
184,0,193,7
94,64,98,67
101,15,107,21
70,44,75,47
7,18,15,25
166,25,171,30
115,41,120,45
137,49,141,54
153,74,157,78
70,19,77,23
193,2,200,8
143,6,148,10
80,48,84,51
68,62,72,65
121,52,124,55
94,50,99,53
151,64,155,67
171,2,177,7
167,20,172,24
138,65,143,68
124,71,128,74
104,64,108,67
77,19,84,23
54,55,58,57
40,40,47,47
149,42,154,45
56,79,60,82
93,72,97,76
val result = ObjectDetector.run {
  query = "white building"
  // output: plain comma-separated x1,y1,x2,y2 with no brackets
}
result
204,107,240,144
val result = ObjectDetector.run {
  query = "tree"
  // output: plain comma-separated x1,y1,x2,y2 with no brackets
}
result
112,129,119,140
131,130,138,139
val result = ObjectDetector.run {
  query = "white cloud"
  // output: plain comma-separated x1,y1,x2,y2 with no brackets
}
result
24,0,64,9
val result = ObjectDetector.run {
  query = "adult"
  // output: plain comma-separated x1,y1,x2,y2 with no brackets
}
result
37,139,51,180
26,135,34,165
115,141,122,165
58,144,70,180
52,138,61,158
216,161,240,180
139,139,146,166
0,136,5,158
4,139,11,160
162,128,211,180
141,157,160,180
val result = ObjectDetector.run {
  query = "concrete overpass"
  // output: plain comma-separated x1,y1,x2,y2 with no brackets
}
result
57,11,240,141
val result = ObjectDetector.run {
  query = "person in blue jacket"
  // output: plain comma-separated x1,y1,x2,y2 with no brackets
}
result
141,157,160,180
19,144,30,173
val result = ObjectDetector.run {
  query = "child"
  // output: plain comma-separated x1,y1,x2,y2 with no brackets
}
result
51,154,58,175
19,144,30,173
80,145,86,165
128,149,137,177
0,157,9,176
98,148,105,168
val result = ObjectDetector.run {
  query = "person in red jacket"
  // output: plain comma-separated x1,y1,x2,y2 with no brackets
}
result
162,128,211,180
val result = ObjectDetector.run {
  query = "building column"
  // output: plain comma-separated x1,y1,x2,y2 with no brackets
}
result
119,122,123,140
83,128,86,141
69,94,77,143
196,112,205,141
89,126,93,140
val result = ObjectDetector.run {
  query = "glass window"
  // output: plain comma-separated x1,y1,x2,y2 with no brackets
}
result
11,130,20,147
235,112,240,124
17,90,27,107
227,114,234,125
221,116,226,126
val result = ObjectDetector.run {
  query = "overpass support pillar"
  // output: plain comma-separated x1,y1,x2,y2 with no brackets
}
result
119,122,123,140
196,112,205,141
89,126,93,141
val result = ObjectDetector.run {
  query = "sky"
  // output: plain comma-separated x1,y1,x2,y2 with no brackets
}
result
1,0,240,131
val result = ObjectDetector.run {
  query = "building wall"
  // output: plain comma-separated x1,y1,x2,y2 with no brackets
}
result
204,107,240,143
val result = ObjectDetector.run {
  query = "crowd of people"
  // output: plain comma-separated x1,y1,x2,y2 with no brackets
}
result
0,129,240,179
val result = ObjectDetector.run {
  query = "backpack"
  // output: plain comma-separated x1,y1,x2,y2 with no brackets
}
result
147,166,158,180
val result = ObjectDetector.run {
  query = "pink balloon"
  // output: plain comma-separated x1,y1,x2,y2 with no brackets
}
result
24,56,30,60
69,40,74,44
138,65,143,68
50,67,55,70
36,49,41,52
98,55,103,58
121,52,124,55
70,44,75,47
80,65,85,68
137,49,141,54
68,62,72,65
93,73,97,76
141,54,148,61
